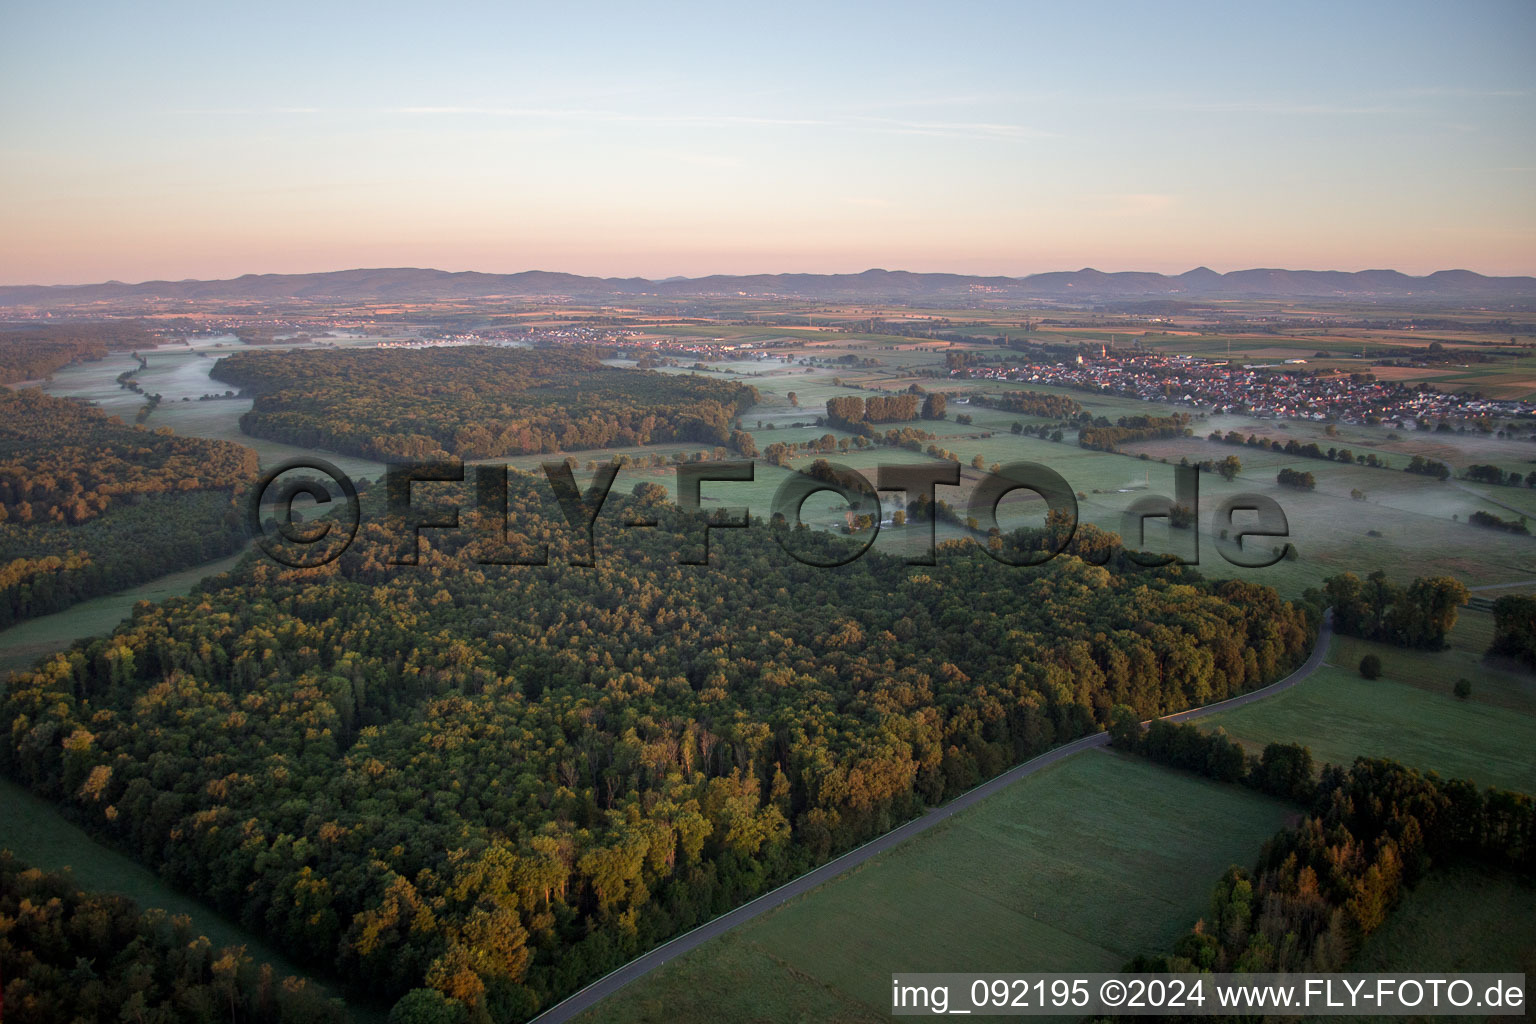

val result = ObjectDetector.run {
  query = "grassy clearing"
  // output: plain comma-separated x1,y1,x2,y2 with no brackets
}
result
1200,637,1536,793
0,547,250,675
574,751,1295,1024
0,777,288,960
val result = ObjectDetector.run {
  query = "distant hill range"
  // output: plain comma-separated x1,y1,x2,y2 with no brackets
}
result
3,266,1535,306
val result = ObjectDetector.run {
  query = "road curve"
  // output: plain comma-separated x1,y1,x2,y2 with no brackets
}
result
527,611,1335,1024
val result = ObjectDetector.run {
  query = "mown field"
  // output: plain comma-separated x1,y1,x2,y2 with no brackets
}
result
1200,635,1536,794
572,751,1295,1024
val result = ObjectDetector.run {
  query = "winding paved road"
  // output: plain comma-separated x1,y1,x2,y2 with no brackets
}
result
527,611,1336,1024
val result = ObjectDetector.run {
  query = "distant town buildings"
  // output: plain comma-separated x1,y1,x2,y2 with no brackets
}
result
965,351,1536,425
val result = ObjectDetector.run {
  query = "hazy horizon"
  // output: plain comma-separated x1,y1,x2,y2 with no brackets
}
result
3,0,1533,285
7,262,1536,291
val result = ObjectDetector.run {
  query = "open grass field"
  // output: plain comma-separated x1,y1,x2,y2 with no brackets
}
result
1328,610,1536,716
572,750,1295,1024
1199,636,1536,794
1349,862,1536,975
1317,862,1536,1024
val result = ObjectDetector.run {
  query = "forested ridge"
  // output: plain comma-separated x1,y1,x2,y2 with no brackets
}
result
1,474,1312,1021
209,347,759,461
0,389,257,626
0,851,349,1022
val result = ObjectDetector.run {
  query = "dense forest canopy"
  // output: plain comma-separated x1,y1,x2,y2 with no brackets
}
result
0,389,256,525
0,389,257,626
0,852,348,1023
2,475,1312,1021
0,322,156,384
210,347,760,461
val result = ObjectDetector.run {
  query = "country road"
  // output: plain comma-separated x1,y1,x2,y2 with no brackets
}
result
527,611,1336,1024
1469,579,1536,592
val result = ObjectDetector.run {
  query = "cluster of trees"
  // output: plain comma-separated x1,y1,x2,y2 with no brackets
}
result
1405,455,1453,480
0,852,347,1023
760,426,937,468
1,478,1312,1021
210,348,759,461
1489,594,1536,668
0,322,155,384
1469,509,1530,534
823,394,923,430
0,389,256,525
1129,757,1535,974
1012,421,1066,443
970,390,1083,419
0,390,256,626
1109,717,1316,803
1276,467,1316,490
1465,463,1536,488
1323,572,1470,650
1078,414,1192,452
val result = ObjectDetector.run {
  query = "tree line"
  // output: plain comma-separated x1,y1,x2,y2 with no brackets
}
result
0,322,156,384
1109,716,1316,804
0,851,347,1023
0,389,256,626
1078,414,1193,452
1489,594,1536,668
1207,429,1394,470
0,389,256,526
1125,755,1534,975
970,389,1083,420
823,393,925,430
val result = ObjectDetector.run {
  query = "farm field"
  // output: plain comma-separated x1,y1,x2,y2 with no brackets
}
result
570,751,1295,1024
1199,638,1536,793
1328,609,1536,716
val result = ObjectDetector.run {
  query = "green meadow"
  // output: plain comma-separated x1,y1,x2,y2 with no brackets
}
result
1199,634,1536,794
